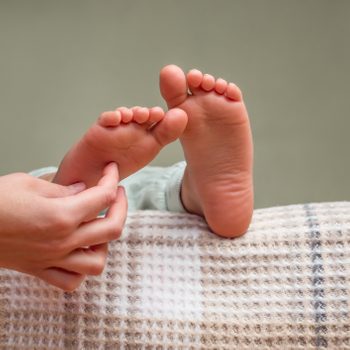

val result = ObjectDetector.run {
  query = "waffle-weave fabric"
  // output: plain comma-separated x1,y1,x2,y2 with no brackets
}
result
1,201,350,349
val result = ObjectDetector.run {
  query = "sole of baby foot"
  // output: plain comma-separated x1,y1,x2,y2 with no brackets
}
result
160,64,254,238
53,106,188,188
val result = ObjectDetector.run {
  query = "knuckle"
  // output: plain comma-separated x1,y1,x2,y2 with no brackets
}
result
106,221,123,241
102,188,117,206
42,240,63,256
30,236,64,258
62,278,83,292
34,223,74,256
89,257,106,276
54,238,71,254
50,209,75,234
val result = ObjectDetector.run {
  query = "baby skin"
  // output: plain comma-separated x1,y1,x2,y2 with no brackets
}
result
53,65,253,238
53,107,188,188
160,65,254,237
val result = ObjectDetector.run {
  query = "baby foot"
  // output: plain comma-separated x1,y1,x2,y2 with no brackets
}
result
160,65,253,237
53,106,188,188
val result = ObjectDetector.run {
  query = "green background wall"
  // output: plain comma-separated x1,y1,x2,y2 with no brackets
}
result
0,0,349,209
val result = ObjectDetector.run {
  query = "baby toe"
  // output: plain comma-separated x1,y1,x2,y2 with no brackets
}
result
226,83,243,101
98,111,122,127
215,78,228,95
187,69,203,90
117,107,133,123
132,107,149,124
201,73,216,91
149,106,165,124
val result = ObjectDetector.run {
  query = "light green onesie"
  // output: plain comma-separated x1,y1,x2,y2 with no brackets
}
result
29,162,187,212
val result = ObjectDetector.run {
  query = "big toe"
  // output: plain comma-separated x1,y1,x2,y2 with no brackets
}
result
159,64,188,108
151,108,188,146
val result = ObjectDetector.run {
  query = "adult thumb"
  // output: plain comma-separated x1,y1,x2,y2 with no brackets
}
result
40,180,87,198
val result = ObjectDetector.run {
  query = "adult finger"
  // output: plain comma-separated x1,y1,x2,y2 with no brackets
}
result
31,175,87,198
58,163,120,223
53,243,108,276
97,162,119,188
37,267,86,292
43,160,118,198
67,187,128,249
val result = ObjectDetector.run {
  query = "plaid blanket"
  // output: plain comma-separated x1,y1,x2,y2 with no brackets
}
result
1,201,350,349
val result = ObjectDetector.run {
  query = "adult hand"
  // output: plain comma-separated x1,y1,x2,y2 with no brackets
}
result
0,162,127,292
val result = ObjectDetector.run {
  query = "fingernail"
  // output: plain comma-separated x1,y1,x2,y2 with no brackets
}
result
69,182,86,192
108,162,117,169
